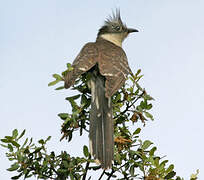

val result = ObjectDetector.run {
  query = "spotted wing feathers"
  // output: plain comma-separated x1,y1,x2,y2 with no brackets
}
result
64,43,98,88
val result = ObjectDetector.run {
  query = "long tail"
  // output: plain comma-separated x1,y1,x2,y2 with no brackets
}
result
89,68,114,169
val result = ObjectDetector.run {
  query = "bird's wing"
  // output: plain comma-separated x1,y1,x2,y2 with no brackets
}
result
64,42,98,88
99,46,132,97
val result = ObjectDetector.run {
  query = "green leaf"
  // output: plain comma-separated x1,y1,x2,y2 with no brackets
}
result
8,144,13,152
115,153,122,164
140,100,147,109
34,147,42,153
136,82,143,91
10,141,20,148
129,76,135,82
130,165,135,176
48,80,59,86
149,146,157,156
1,138,10,143
58,113,69,120
136,105,143,112
165,171,176,179
22,138,28,148
67,63,74,71
12,129,18,139
17,129,25,140
146,104,153,110
133,128,141,135
11,173,23,179
0,144,8,148
115,93,121,102
62,70,68,77
28,138,33,146
67,63,71,68
176,177,183,180
135,69,141,77
91,166,101,170
144,94,155,101
144,112,154,120
66,94,81,101
190,169,199,180
154,157,160,167
160,160,169,167
55,86,64,90
45,136,51,142
5,136,13,141
166,164,174,174
38,139,44,145
70,173,74,180
53,74,62,80
63,160,69,168
66,95,80,110
81,94,88,104
141,140,152,150
83,145,89,157
7,163,20,171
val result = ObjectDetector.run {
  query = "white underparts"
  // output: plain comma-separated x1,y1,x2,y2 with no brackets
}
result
100,33,128,47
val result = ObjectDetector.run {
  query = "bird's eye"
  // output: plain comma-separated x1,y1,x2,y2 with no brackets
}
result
115,26,121,31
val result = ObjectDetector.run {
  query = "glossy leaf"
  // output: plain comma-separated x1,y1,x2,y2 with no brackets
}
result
12,129,18,139
7,163,19,171
144,111,154,120
17,129,26,140
165,171,176,179
166,164,174,174
48,80,59,86
133,128,141,135
10,141,20,148
83,145,89,157
55,86,64,90
53,74,62,80
149,146,157,156
141,140,152,150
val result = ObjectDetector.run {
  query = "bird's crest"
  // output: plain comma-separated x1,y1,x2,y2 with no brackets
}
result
97,9,127,37
104,9,125,27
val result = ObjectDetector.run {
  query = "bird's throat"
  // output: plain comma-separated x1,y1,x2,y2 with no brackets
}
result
100,33,124,47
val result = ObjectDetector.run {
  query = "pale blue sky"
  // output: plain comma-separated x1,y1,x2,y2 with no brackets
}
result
1,0,203,179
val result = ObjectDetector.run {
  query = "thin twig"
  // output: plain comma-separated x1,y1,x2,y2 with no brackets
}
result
114,91,145,120
98,170,105,180
82,159,90,180
107,168,115,180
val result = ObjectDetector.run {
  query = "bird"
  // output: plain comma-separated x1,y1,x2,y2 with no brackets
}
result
64,9,138,169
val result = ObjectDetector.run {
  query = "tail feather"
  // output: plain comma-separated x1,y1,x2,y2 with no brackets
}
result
89,68,114,169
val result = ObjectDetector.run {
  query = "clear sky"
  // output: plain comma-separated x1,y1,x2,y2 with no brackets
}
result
1,0,203,179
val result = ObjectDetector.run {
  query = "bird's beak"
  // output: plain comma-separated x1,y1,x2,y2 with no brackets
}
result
127,28,139,33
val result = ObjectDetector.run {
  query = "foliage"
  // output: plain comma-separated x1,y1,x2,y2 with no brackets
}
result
1,64,197,179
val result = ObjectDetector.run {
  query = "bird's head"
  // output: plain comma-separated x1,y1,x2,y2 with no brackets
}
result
97,9,138,47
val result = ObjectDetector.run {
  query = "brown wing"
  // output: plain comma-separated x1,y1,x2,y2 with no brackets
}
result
64,42,98,88
98,41,132,97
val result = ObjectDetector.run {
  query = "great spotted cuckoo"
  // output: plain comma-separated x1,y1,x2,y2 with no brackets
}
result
64,10,138,169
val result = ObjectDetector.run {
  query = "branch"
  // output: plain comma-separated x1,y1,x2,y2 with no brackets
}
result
82,159,90,180
107,168,115,180
114,91,145,120
98,170,105,180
